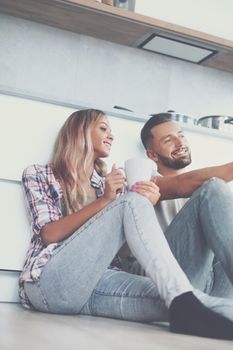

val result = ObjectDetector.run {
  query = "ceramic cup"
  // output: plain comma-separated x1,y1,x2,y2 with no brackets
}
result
124,158,155,188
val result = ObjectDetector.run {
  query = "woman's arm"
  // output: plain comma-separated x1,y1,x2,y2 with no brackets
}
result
41,196,112,245
32,164,124,246
154,162,233,200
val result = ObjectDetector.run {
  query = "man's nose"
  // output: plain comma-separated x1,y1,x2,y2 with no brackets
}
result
174,137,183,146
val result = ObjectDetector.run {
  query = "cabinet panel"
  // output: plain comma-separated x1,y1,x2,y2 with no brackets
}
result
1,0,233,72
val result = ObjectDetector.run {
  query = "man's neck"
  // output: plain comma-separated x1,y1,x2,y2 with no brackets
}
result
158,166,186,177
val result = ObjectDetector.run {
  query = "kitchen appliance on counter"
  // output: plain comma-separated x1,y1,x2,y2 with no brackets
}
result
197,115,233,132
166,110,197,125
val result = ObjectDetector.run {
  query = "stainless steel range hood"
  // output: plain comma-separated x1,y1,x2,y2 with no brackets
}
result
139,34,217,63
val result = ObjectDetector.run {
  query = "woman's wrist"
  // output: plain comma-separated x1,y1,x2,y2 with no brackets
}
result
99,196,113,208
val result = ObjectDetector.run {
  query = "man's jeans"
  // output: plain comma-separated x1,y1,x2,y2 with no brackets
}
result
165,178,233,299
25,179,233,322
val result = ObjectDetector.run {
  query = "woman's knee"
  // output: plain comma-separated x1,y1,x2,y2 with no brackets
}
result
123,191,152,208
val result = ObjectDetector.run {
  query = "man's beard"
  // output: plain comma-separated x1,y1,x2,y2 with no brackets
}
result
157,152,192,170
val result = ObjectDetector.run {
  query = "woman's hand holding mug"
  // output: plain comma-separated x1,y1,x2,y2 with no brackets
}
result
104,164,125,201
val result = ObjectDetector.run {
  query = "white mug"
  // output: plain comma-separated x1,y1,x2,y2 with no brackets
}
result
124,158,156,188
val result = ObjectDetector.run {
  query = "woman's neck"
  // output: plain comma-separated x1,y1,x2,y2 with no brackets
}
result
85,161,95,182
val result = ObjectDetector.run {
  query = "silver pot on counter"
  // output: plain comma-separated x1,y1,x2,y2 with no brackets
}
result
167,111,197,125
197,115,233,132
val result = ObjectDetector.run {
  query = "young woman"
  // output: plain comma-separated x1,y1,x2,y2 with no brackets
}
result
19,109,233,340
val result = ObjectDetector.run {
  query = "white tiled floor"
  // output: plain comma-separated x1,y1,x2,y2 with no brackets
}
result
0,303,232,350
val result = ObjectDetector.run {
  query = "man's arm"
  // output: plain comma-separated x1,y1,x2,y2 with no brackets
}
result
154,162,233,200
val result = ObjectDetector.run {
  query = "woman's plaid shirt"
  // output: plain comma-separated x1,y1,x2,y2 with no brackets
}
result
19,164,105,308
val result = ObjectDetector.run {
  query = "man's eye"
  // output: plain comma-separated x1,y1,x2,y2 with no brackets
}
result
164,138,171,143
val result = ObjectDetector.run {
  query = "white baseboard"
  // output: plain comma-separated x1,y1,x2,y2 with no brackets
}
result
0,271,20,303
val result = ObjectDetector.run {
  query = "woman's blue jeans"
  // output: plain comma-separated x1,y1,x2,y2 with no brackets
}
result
25,178,233,322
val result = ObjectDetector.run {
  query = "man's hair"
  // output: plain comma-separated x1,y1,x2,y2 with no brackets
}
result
141,113,173,149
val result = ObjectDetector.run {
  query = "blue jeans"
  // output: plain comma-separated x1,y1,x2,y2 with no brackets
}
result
25,179,233,321
165,178,233,299
25,191,192,317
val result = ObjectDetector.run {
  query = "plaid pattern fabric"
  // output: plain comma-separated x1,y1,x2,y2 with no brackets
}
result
19,164,105,308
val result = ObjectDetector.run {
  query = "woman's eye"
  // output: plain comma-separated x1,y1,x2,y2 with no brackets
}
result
100,127,107,132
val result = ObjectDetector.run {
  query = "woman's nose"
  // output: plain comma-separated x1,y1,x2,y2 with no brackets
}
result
108,133,114,141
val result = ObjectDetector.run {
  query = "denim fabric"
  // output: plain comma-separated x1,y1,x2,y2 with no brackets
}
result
194,289,233,321
165,178,233,297
25,191,192,316
25,179,233,322
79,269,168,322
209,260,233,298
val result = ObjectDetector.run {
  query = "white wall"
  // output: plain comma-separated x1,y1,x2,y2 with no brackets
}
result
135,0,233,41
0,94,146,181
1,93,232,183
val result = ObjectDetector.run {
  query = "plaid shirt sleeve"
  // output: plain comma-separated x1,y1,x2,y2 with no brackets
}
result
22,165,62,235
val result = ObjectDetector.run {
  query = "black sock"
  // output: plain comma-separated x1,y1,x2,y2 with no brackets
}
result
169,292,233,340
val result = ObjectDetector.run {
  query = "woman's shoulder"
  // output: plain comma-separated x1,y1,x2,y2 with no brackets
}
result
22,164,53,181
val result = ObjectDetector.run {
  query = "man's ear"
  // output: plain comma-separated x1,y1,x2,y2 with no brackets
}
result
146,149,158,162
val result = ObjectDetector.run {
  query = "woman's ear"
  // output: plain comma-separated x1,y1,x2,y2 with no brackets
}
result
146,149,158,162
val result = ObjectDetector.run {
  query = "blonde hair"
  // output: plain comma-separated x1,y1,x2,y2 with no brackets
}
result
50,109,107,214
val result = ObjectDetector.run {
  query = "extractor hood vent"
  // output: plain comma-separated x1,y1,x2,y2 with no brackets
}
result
139,34,217,63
